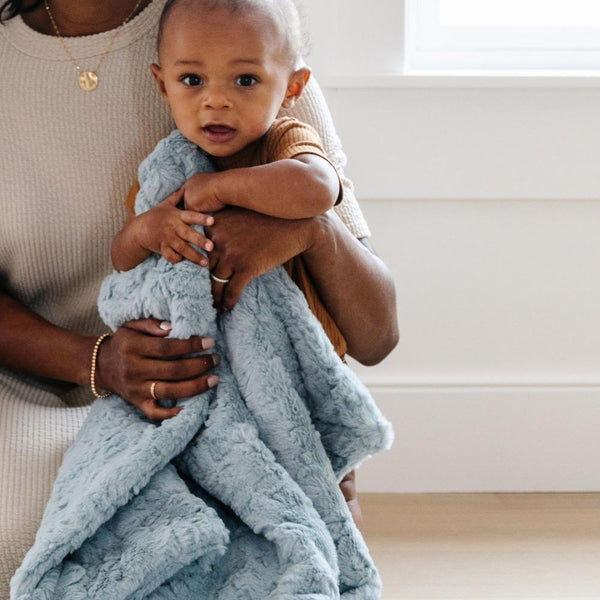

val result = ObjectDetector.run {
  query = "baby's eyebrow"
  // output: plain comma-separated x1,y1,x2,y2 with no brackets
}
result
174,60,204,66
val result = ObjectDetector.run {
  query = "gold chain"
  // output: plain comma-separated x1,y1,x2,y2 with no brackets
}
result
44,0,144,91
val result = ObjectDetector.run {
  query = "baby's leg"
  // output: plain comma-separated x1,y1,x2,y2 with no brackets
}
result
339,470,363,531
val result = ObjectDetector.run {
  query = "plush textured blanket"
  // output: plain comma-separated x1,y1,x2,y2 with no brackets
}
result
11,131,393,600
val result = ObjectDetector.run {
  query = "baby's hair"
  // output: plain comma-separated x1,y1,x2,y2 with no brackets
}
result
157,0,306,66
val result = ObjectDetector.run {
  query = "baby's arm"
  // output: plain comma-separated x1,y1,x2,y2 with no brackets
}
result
184,153,340,220
111,188,215,272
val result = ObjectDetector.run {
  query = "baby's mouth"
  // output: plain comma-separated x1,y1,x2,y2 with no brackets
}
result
202,125,237,143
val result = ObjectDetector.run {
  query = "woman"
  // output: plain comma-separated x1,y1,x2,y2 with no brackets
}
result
0,0,398,595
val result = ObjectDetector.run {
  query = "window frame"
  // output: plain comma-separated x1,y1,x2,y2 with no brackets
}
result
405,0,600,72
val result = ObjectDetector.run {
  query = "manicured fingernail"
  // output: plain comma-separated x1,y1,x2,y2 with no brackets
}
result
207,216,214,225
212,354,220,366
204,241,213,251
202,337,215,350
207,375,219,388
159,321,172,331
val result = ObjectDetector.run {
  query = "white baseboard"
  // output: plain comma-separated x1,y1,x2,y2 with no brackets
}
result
357,383,600,494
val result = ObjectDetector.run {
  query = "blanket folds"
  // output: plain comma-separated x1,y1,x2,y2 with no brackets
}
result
11,131,394,600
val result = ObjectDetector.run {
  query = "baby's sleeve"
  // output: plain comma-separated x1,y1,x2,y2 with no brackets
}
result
124,180,140,213
265,117,343,205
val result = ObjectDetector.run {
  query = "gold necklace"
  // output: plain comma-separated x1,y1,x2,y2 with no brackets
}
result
44,0,143,91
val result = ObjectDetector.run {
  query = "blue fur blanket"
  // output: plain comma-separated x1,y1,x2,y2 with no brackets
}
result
11,131,393,600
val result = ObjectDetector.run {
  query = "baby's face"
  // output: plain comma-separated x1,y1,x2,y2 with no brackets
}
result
153,4,298,157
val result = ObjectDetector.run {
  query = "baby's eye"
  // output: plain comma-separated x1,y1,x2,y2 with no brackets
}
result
235,74,258,87
181,74,203,87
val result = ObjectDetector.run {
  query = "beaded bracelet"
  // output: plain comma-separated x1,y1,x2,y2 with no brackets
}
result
90,333,112,399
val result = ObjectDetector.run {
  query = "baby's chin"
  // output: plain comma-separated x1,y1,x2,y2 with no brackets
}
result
198,139,259,159
184,138,240,158
201,146,242,158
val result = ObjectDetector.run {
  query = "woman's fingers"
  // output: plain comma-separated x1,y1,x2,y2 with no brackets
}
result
138,334,215,358
211,278,226,311
132,372,220,421
145,353,219,381
98,324,221,423
221,275,247,312
134,399,183,421
204,207,308,311
150,373,220,402
207,254,234,311
208,260,234,311
117,366,219,422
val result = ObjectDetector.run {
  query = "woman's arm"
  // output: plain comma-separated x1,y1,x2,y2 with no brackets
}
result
232,75,395,363
205,208,399,365
0,290,96,386
302,212,399,366
0,290,219,420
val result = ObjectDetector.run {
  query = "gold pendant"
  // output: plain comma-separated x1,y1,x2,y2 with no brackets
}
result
78,71,99,91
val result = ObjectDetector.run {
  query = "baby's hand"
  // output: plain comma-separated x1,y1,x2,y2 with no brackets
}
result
135,188,215,265
183,172,227,213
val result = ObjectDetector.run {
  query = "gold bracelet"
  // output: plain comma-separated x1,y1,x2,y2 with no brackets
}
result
90,333,112,399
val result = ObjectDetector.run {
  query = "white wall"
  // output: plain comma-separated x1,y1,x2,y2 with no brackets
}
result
300,1,600,492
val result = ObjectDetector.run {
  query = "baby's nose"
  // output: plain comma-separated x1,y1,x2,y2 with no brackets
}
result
203,87,232,110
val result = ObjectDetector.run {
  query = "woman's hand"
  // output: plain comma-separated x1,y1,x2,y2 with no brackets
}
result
95,318,219,421
205,207,312,312
205,207,398,365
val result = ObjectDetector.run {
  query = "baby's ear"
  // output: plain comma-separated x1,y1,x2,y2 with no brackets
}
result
281,67,311,109
150,63,169,103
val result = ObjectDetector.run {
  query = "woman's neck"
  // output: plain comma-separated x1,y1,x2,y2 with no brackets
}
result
21,0,152,36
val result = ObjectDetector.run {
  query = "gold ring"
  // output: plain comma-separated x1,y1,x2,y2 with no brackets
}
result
150,381,159,401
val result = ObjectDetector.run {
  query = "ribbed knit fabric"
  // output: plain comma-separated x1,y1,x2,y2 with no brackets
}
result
0,2,369,597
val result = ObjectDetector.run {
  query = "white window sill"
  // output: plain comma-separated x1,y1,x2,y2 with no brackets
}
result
321,71,600,89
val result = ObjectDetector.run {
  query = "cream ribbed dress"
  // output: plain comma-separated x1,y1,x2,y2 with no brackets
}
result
0,1,369,596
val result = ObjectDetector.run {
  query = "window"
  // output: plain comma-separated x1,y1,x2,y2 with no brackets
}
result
406,0,600,72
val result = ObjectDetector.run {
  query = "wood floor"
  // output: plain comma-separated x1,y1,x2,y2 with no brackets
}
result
360,493,600,600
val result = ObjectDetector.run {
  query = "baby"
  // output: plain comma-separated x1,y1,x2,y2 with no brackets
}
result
112,0,342,290
110,0,363,527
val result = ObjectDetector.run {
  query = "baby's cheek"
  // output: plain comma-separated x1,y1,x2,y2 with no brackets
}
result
178,120,203,147
171,105,196,130
246,118,274,143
